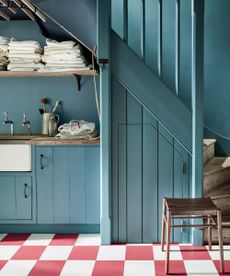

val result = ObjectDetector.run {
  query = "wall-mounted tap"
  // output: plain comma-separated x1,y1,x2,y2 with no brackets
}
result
2,112,14,135
22,113,31,135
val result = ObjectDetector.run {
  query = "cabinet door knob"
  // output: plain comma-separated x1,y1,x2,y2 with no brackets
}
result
40,154,44,170
24,183,30,198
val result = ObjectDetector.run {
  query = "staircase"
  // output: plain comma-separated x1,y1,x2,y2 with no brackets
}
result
203,139,230,244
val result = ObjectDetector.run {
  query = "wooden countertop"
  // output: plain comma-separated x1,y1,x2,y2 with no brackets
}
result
26,137,100,145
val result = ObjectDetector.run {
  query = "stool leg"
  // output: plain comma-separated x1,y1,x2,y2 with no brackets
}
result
165,209,171,275
217,210,224,273
208,216,212,251
161,199,166,251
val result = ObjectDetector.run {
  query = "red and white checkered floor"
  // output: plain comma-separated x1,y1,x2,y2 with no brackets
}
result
0,233,229,275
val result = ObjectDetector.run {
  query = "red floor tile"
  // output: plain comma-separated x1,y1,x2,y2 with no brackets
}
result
50,234,78,245
155,260,186,276
12,246,46,260
180,245,211,260
29,261,65,276
0,234,30,245
213,260,230,275
69,246,99,260
0,261,7,270
92,261,124,276
126,246,154,260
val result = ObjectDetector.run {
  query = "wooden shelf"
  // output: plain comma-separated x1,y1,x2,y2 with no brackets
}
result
0,70,98,77
27,137,100,145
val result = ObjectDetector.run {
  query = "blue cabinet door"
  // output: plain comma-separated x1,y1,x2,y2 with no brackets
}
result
36,147,53,223
36,146,100,225
0,176,32,221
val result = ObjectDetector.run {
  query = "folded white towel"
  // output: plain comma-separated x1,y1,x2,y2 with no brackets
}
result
9,39,40,48
42,54,81,63
44,45,80,53
8,47,43,54
38,66,90,72
7,63,44,69
9,57,41,63
8,68,37,71
46,39,75,48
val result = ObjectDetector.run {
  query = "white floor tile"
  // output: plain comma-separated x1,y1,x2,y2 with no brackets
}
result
39,246,73,260
23,233,55,246
207,245,230,260
153,245,183,260
61,260,95,276
0,246,20,260
184,260,219,275
124,261,155,276
75,234,101,246
97,245,126,260
0,260,36,276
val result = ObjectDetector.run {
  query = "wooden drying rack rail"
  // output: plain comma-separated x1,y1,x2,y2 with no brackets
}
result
0,69,98,91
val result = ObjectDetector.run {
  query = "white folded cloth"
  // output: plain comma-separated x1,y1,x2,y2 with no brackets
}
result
8,68,37,71
9,39,40,48
38,66,90,72
46,39,75,48
58,120,95,135
44,46,80,55
8,47,43,54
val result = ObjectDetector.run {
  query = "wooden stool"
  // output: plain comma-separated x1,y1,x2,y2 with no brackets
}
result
161,197,224,274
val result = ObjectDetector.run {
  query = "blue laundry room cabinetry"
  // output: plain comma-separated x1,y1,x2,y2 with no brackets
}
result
36,145,100,225
0,175,34,223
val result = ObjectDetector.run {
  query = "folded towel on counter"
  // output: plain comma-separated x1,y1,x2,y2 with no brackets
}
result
55,120,99,140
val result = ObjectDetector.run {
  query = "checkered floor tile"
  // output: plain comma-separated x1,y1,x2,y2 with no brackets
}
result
0,233,228,275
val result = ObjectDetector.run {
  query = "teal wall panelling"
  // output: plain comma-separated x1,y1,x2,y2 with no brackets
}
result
162,0,177,93
111,75,191,242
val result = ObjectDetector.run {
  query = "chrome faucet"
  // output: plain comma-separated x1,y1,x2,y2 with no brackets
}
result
2,112,14,135
22,113,31,135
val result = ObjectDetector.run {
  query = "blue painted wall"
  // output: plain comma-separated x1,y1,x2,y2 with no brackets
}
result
204,0,230,156
0,21,99,134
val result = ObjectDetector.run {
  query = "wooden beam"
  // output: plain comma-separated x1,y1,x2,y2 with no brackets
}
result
20,0,46,22
0,10,10,20
12,0,35,20
0,0,16,14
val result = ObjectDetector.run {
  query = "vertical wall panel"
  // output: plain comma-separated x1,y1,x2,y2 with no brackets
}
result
143,109,158,242
111,0,124,38
179,0,192,108
145,0,159,73
128,0,143,56
162,0,176,92
111,76,127,242
158,133,174,240
127,93,143,242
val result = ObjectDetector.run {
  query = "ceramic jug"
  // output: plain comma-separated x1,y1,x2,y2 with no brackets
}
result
42,112,51,135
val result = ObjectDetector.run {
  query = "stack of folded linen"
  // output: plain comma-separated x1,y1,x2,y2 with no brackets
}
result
39,39,90,72
7,39,44,71
0,36,10,71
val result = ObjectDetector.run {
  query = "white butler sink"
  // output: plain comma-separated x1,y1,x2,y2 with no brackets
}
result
0,143,31,171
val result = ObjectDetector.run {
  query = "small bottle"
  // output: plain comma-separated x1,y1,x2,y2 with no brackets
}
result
48,114,57,137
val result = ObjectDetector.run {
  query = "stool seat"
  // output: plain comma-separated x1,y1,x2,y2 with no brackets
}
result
166,198,219,216
161,197,224,274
